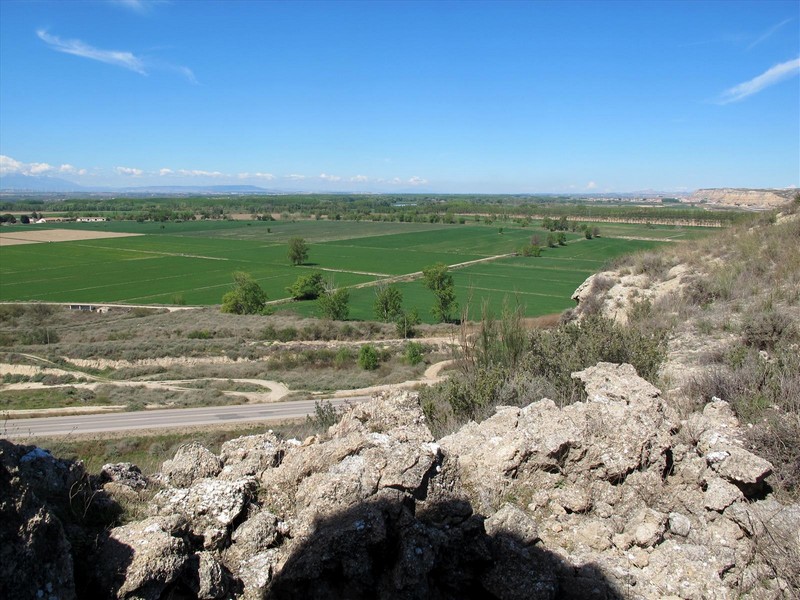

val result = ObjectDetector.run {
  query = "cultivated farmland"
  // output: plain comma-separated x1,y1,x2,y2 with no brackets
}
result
0,219,690,321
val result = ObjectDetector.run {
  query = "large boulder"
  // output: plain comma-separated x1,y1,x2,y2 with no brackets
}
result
161,442,222,488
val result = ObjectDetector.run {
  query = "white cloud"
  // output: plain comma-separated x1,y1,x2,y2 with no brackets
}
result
238,172,275,180
27,162,54,175
285,174,306,180
59,164,87,175
159,168,174,176
350,175,369,183
0,155,88,177
176,169,223,177
586,181,597,190
0,155,23,175
115,166,144,176
408,176,428,185
719,57,800,104
319,173,341,182
37,29,147,75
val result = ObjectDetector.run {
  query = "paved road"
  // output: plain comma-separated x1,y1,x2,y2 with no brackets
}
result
2,396,368,438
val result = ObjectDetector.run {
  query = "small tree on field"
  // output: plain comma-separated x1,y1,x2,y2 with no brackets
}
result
422,263,458,323
318,281,350,320
546,232,558,247
374,284,403,322
557,232,567,246
286,272,324,300
358,344,379,370
221,271,268,314
395,307,421,338
288,237,309,266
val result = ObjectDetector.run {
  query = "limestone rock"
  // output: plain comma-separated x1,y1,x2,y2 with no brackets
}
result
100,462,147,490
94,515,190,599
161,442,222,488
219,432,284,480
151,477,255,548
668,512,691,537
704,477,743,511
484,503,539,546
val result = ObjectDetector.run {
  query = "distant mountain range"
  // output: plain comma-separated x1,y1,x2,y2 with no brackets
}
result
0,174,274,194
0,174,87,192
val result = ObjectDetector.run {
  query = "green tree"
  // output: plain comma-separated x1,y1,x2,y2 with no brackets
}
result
557,232,567,246
288,237,309,266
546,232,558,247
395,307,421,338
405,342,424,365
374,284,403,322
286,272,324,300
422,263,458,323
317,285,350,320
358,344,379,370
221,271,268,314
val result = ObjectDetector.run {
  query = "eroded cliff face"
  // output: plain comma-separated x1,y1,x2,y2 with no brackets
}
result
689,188,795,209
3,366,798,599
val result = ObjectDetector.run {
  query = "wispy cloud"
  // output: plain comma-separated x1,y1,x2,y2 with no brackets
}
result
285,174,306,181
110,0,167,13
407,176,428,185
718,57,800,104
37,29,195,82
319,173,341,182
37,29,146,74
350,175,369,183
747,18,793,50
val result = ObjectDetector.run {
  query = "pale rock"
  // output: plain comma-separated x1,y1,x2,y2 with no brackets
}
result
704,477,743,512
668,512,691,537
161,442,222,488
484,503,539,546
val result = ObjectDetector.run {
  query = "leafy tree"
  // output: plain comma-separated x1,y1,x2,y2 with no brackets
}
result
358,344,379,370
374,284,403,322
395,307,421,338
557,232,567,246
585,229,593,239
286,272,324,300
546,232,558,247
317,285,350,320
221,271,268,314
20,215,30,224
422,263,458,323
288,237,309,266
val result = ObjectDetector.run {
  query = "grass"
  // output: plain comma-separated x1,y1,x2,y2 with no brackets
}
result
21,419,319,475
1,220,677,321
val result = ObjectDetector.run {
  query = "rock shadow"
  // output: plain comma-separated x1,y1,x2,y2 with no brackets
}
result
267,493,624,600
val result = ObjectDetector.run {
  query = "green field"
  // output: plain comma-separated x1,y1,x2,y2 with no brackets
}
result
0,219,685,321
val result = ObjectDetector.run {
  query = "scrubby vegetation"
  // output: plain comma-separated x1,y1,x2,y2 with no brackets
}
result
592,202,800,499
420,307,666,437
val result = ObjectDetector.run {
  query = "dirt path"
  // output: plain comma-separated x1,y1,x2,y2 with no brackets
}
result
1,359,456,419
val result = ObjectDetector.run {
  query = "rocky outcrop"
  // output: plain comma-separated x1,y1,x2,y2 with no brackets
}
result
689,188,795,209
3,368,798,599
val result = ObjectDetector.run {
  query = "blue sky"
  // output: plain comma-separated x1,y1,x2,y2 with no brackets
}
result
0,0,798,193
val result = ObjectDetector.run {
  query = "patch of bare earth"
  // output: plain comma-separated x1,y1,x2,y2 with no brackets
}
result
0,228,143,246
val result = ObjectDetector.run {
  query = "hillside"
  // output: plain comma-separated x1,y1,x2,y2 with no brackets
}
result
688,188,796,209
2,200,799,599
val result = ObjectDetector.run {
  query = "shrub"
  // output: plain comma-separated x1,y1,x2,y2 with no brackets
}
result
742,310,795,350
334,347,354,369
307,400,342,431
405,342,423,365
187,329,213,340
358,344,379,370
